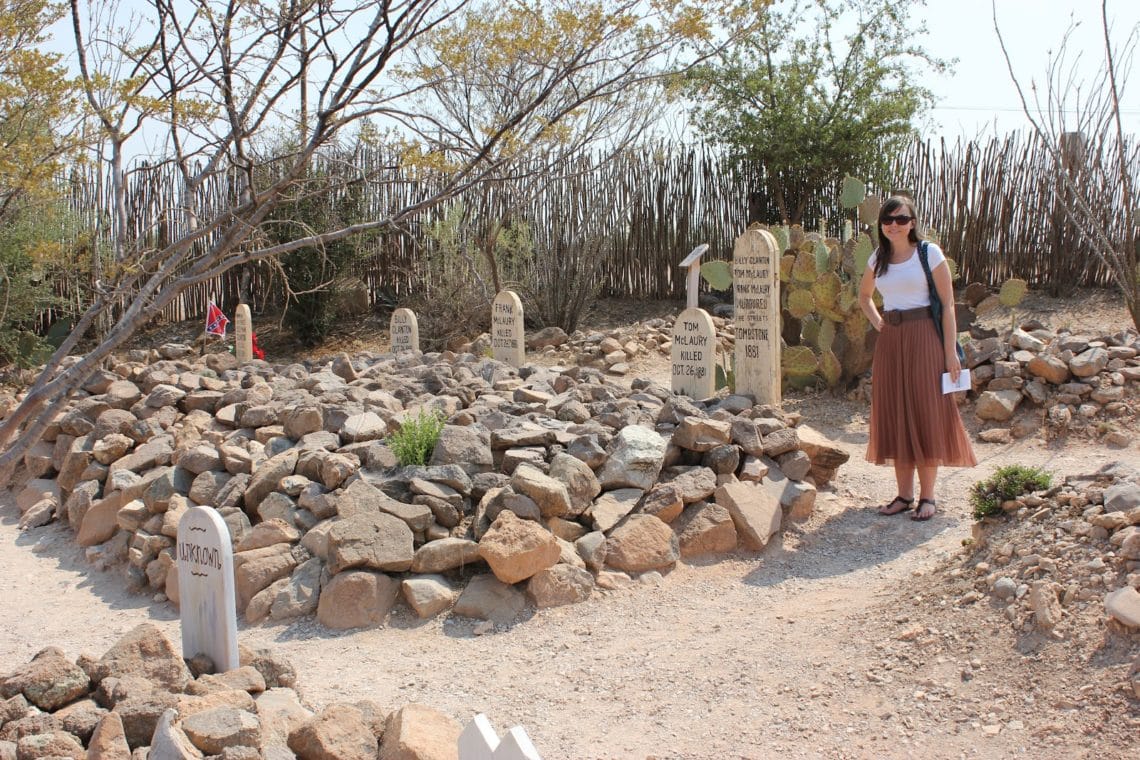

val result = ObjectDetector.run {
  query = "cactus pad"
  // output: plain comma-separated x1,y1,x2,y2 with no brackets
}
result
812,271,842,310
701,260,733,291
999,278,1027,307
840,176,867,209
792,250,817,283
782,345,818,376
819,349,842,386
787,287,816,319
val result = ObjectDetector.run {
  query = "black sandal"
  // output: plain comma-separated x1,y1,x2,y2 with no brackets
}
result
912,498,937,521
878,496,914,516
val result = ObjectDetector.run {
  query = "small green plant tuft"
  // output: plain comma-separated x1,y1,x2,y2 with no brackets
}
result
388,408,446,467
969,465,1053,520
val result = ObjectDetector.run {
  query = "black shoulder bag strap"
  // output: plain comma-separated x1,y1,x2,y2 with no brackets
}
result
919,241,965,362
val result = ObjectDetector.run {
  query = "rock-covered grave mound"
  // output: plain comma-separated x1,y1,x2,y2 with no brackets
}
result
528,315,1140,445
8,340,850,630
0,622,463,759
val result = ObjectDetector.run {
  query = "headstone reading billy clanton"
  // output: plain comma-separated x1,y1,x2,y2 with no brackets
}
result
390,308,419,353
491,290,525,367
234,304,253,364
733,228,781,404
177,506,239,672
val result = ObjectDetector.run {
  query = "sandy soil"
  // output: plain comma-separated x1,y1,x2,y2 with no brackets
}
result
1,292,1138,759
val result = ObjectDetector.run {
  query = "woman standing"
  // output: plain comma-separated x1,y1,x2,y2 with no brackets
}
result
858,196,976,521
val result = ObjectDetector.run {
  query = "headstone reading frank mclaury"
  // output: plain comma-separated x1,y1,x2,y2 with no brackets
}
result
177,506,239,672
390,308,419,353
670,306,716,399
733,228,781,405
491,290,525,367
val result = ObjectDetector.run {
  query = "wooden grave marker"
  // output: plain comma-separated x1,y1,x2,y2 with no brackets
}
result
234,304,253,363
390,308,419,353
177,506,239,672
491,290,525,367
732,228,781,404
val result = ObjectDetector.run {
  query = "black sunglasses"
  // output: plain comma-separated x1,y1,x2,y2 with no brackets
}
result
881,214,914,225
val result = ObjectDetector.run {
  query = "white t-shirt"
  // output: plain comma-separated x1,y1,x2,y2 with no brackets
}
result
866,242,947,311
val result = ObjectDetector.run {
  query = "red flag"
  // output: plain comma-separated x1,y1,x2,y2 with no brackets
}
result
206,301,229,336
251,331,265,360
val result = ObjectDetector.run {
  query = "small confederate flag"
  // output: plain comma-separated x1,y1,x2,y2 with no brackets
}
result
205,301,229,337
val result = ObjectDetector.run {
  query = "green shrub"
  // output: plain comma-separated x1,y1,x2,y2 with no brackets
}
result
388,408,445,467
969,465,1053,519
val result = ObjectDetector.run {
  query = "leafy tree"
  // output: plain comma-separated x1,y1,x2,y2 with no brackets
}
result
0,0,78,222
0,1,82,365
685,0,950,224
0,0,769,472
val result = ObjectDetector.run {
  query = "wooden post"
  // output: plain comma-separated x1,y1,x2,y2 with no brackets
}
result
678,244,710,310
732,228,781,404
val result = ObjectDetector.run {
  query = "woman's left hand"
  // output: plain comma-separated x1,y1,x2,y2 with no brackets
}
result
945,348,962,382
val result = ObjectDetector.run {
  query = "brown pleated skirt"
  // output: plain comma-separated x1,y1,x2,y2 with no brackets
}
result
866,317,977,468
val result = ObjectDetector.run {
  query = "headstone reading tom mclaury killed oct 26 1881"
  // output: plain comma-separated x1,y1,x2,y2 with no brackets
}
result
491,290,525,367
733,228,781,404
670,306,716,399
390,308,419,353
177,506,239,672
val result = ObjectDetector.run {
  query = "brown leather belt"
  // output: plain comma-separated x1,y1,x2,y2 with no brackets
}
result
883,306,932,325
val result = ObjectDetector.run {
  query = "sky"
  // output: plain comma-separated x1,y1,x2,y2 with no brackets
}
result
917,0,1140,139
42,0,1140,148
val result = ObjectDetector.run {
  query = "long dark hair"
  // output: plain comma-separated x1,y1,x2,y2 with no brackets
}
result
872,196,923,277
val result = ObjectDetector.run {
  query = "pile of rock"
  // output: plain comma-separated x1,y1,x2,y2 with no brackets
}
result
964,325,1140,445
519,316,1140,449
955,464,1140,655
9,343,848,630
518,317,718,376
0,622,461,759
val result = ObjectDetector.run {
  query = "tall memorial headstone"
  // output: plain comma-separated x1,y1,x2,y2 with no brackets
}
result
491,290,525,367
671,307,716,399
733,228,781,404
177,506,239,672
390,308,419,353
234,304,253,363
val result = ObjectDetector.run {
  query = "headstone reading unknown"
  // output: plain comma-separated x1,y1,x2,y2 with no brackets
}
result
491,290,525,367
733,228,781,404
177,506,239,672
390,308,419,353
234,304,253,363
670,307,716,399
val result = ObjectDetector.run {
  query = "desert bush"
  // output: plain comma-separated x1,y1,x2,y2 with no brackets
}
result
969,465,1053,520
388,408,445,467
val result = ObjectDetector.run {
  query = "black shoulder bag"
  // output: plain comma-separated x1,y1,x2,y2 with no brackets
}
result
918,241,966,363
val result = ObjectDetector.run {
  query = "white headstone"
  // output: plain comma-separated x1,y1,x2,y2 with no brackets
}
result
390,308,419,353
234,304,253,363
670,307,716,398
491,290,525,367
733,228,781,404
459,714,542,760
177,506,239,672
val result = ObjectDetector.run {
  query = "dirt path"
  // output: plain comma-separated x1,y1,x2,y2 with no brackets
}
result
2,391,1134,759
